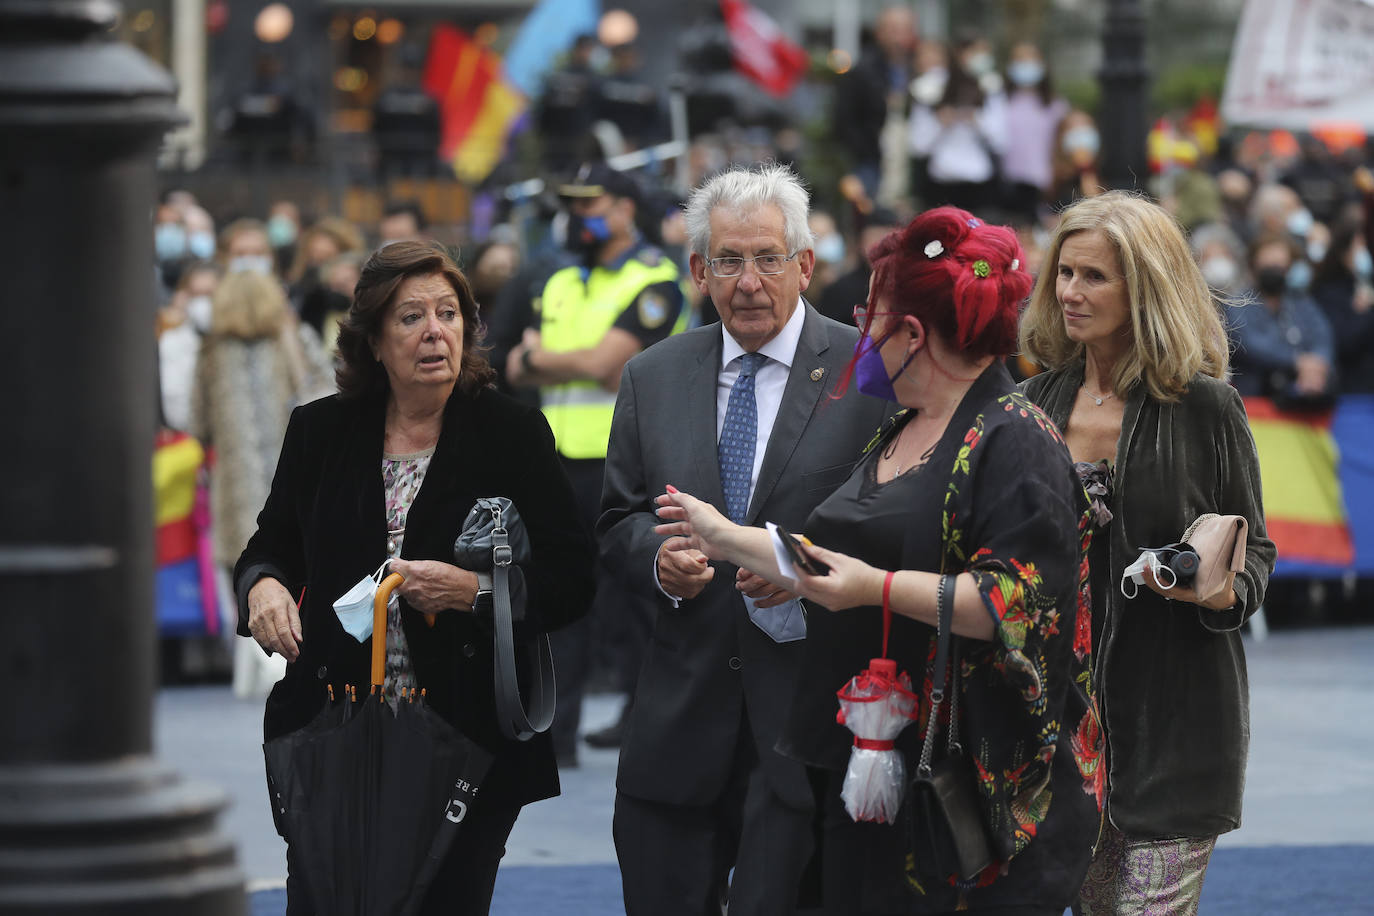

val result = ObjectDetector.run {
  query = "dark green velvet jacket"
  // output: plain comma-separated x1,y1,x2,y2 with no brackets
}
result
1022,364,1275,839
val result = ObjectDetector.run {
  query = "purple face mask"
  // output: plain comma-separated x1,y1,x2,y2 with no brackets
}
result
852,327,916,401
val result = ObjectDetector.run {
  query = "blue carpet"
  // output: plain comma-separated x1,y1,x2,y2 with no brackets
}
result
250,845,1373,915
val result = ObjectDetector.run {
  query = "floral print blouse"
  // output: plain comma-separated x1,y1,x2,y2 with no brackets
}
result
381,447,434,709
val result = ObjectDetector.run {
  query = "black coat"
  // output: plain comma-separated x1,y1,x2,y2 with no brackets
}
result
235,385,595,806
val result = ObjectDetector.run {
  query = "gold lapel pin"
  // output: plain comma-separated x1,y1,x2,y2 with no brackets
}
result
810,368,825,382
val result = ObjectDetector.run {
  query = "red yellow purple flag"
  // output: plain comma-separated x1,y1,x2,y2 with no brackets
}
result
422,24,526,184
1244,397,1354,573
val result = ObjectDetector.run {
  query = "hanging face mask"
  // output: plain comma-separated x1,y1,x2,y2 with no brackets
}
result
1286,259,1312,291
188,230,216,261
1007,60,1044,87
228,254,274,276
267,214,298,249
155,223,187,262
1353,246,1373,279
186,294,213,333
1200,256,1239,290
852,325,916,402
565,213,612,257
333,561,390,643
1285,208,1314,239
1120,544,1197,598
814,232,846,265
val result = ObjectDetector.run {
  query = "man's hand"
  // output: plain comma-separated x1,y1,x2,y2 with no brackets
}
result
736,568,796,608
247,577,302,662
506,328,543,387
657,538,714,601
1295,352,1330,395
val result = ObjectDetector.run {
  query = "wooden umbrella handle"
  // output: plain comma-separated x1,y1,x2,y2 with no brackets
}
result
371,572,405,689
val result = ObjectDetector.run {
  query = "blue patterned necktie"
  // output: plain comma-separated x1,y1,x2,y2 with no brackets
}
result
719,352,766,524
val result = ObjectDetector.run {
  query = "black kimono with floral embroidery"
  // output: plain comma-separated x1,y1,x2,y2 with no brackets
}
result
778,362,1102,913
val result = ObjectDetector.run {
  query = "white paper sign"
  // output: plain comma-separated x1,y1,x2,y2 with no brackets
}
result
1221,0,1374,130
765,521,800,584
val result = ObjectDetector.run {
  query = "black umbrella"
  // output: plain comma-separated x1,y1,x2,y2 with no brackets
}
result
265,572,493,915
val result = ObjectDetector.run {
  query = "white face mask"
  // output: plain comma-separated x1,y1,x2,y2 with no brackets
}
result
1286,208,1314,238
187,230,216,260
1200,256,1239,290
1120,549,1177,599
333,561,390,643
186,294,213,333
228,254,274,276
814,232,846,264
965,51,995,77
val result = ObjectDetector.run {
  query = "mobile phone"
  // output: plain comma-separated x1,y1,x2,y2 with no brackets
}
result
775,525,830,576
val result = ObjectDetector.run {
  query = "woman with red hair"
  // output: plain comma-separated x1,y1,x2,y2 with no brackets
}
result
654,207,1101,912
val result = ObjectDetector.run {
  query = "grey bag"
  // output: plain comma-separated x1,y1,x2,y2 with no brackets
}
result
453,497,555,742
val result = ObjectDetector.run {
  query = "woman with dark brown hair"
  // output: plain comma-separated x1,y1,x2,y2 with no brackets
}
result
234,240,595,914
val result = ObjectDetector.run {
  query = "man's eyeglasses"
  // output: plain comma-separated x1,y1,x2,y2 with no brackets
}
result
706,251,801,278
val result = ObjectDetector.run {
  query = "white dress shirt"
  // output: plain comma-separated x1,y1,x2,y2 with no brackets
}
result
655,300,807,605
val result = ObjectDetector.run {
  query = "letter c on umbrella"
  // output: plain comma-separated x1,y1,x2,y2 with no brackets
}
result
445,800,468,824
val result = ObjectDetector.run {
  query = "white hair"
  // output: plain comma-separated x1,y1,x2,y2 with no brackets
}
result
684,162,813,257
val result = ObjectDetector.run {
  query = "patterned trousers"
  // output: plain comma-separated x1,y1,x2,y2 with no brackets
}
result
1076,822,1217,916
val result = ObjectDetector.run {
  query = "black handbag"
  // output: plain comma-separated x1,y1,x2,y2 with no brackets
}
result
453,497,555,742
905,573,995,882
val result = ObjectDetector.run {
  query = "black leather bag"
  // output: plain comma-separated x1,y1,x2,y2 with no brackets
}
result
905,574,995,882
453,497,555,742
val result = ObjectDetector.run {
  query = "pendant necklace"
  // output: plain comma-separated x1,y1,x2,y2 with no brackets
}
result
883,422,937,476
1083,385,1115,406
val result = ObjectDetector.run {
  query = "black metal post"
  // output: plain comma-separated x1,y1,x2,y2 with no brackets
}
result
0,2,245,912
1098,0,1151,192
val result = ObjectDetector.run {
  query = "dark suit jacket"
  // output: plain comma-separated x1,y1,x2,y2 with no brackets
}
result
598,304,892,810
234,385,595,806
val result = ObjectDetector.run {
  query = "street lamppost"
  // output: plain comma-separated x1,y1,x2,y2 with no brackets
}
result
0,2,245,912
1099,0,1151,192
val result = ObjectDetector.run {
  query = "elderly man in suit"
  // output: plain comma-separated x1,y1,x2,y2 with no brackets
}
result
598,163,892,916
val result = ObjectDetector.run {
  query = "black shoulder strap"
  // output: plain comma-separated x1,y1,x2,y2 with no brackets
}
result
490,525,556,742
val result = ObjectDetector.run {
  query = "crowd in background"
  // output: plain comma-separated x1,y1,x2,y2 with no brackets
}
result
151,10,1374,682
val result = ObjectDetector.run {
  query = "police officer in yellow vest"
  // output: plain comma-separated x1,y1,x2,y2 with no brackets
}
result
507,162,686,765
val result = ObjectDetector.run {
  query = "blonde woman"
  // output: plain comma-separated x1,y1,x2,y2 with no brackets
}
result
1019,191,1276,916
190,270,333,696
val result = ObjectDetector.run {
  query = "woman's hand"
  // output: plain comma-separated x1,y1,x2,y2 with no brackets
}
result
248,577,302,662
1143,566,1239,611
653,486,736,561
786,542,884,612
736,568,795,608
388,559,479,615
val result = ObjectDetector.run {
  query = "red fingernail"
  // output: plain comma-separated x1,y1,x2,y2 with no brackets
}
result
666,484,679,493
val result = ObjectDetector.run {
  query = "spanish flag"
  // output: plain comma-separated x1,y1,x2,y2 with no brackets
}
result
423,24,526,184
153,430,220,636
1244,397,1354,574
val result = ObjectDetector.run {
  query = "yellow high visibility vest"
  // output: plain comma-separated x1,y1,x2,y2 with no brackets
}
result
537,253,684,459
